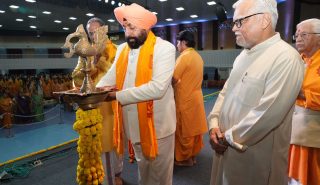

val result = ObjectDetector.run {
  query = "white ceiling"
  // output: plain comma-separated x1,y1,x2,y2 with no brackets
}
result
0,0,236,35
0,0,304,36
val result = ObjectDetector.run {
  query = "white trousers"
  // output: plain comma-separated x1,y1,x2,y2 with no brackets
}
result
133,134,175,185
101,150,123,185
288,178,302,185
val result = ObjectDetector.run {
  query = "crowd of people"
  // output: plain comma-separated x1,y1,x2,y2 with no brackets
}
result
0,73,73,128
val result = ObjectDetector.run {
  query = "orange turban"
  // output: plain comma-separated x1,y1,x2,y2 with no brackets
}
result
114,3,157,30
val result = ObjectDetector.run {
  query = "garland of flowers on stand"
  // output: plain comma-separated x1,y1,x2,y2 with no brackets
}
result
73,108,104,185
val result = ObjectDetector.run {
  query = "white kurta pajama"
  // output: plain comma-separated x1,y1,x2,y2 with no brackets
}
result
208,33,304,185
97,37,176,185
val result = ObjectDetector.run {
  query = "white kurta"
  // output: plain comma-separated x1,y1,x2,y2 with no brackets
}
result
207,33,304,185
96,37,176,144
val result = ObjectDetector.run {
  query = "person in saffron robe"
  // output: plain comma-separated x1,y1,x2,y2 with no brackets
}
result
172,30,208,166
97,3,176,185
0,91,13,128
288,18,320,185
207,0,304,184
42,78,53,100
71,17,123,185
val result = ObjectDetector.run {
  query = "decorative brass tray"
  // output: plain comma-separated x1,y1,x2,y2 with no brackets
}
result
54,86,114,110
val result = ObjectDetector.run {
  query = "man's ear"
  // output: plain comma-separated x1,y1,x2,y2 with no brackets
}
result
182,40,187,47
262,14,272,30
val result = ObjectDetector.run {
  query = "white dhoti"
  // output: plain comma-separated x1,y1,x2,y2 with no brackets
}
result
133,134,174,185
101,151,124,185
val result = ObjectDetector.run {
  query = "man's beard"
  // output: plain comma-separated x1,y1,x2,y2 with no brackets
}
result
126,31,148,49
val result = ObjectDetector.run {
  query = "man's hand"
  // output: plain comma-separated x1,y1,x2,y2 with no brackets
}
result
105,91,116,101
96,86,118,101
96,85,117,92
209,128,229,155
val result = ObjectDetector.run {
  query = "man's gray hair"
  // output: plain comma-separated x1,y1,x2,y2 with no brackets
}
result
233,0,278,29
298,18,320,34
87,17,105,27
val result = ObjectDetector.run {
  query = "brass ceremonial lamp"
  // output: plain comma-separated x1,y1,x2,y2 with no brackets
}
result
57,24,112,110
55,24,112,185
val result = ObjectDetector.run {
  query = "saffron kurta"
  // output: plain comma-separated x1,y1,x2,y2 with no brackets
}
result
207,33,304,185
72,40,116,152
289,49,320,185
0,96,13,128
41,81,52,100
173,48,208,161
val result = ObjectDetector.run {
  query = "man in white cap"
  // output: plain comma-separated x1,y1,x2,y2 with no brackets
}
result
207,0,304,184
97,3,176,185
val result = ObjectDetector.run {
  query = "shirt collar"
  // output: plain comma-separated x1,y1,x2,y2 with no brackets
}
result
245,33,281,54
302,49,320,66
181,47,194,55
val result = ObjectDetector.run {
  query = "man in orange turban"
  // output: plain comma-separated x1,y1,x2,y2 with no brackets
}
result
97,3,177,185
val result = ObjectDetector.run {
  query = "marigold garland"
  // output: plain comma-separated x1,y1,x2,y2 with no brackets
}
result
73,108,104,185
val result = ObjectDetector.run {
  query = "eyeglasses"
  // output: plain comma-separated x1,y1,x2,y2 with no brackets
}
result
232,13,264,28
292,32,320,41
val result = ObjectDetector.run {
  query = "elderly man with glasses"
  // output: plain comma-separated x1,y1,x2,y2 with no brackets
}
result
207,0,304,185
288,18,320,185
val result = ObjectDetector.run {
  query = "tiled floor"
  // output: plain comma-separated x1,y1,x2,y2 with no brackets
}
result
0,105,77,164
0,88,220,164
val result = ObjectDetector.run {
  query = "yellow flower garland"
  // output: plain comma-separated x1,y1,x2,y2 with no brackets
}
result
74,108,104,185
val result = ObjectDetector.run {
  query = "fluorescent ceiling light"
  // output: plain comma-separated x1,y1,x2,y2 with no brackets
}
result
69,17,77,20
54,20,62,23
207,1,217,5
25,0,36,3
105,0,109,2
9,5,19,9
166,18,173,21
108,19,115,22
111,0,115,5
0,25,2,28
181,21,192,24
190,15,198,18
0,10,5,13
28,15,36,18
159,0,167,2
152,12,158,15
63,27,69,30
16,19,23,22
176,7,184,11
86,13,94,17
30,25,37,29
42,11,51,14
